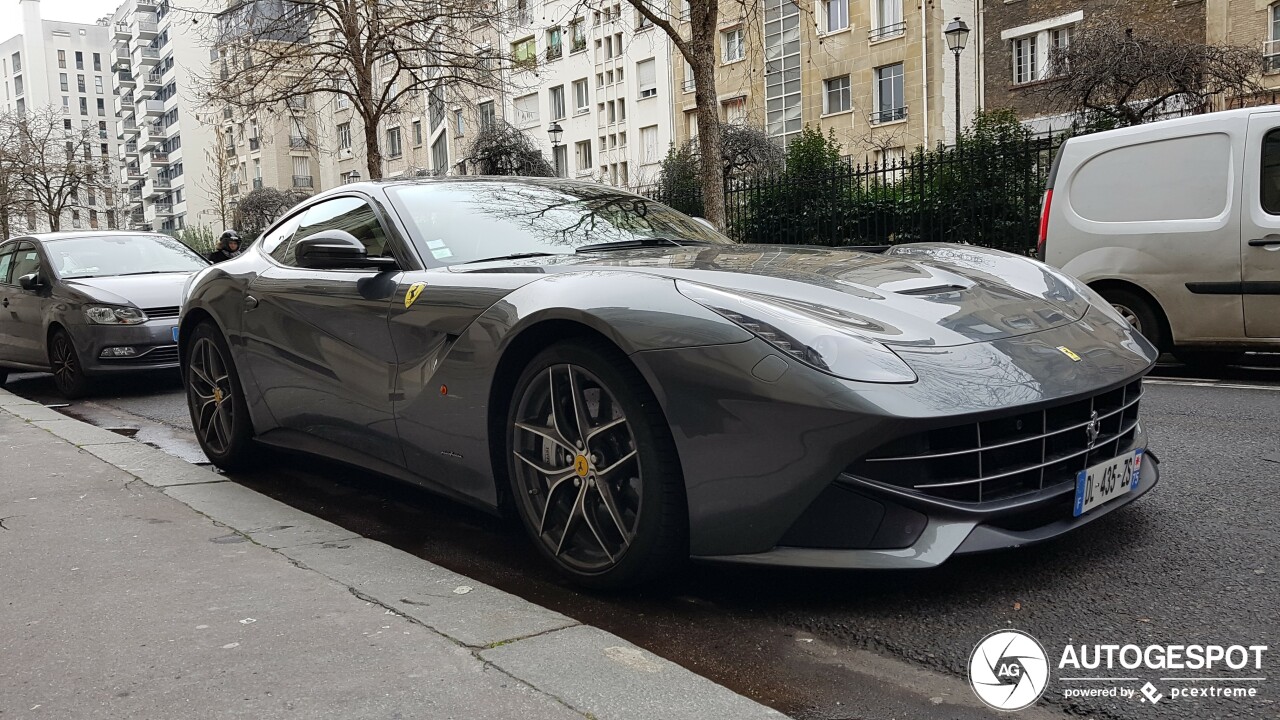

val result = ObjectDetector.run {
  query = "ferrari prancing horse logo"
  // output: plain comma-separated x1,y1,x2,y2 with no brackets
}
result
404,281,427,308
573,455,590,477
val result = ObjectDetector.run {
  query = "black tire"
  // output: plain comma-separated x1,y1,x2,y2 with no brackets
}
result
48,327,92,399
1173,350,1246,369
1098,288,1166,351
0,368,8,386
506,338,687,589
183,321,258,471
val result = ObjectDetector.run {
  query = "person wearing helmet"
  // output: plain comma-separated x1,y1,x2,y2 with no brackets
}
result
207,230,243,263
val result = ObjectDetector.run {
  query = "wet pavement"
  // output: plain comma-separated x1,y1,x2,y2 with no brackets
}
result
4,357,1279,720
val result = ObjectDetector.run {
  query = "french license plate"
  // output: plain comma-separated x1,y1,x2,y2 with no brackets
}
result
171,326,180,343
1074,449,1143,517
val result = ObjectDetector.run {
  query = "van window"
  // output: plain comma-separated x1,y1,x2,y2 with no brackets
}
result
1069,133,1232,223
1261,129,1280,215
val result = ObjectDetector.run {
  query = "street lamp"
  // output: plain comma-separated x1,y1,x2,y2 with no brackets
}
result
548,121,564,177
348,170,361,184
944,16,970,144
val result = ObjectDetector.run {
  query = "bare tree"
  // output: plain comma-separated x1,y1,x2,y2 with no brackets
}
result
200,143,236,232
234,186,310,237
7,106,112,232
0,113,33,239
201,0,508,180
1031,10,1263,126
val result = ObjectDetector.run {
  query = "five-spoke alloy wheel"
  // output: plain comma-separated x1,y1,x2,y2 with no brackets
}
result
48,328,91,398
184,321,256,470
508,340,686,588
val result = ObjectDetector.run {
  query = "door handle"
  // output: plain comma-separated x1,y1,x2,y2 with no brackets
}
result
1248,237,1280,247
1,298,8,307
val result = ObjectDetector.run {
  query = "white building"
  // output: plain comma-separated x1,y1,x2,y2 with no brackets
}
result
0,0,123,232
109,0,222,234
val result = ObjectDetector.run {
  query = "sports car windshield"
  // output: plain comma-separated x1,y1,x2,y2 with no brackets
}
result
46,235,209,279
387,181,734,265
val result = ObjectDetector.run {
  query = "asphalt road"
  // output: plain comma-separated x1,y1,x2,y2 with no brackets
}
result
4,362,1278,720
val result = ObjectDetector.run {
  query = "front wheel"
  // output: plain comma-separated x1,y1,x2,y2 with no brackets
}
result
507,339,687,589
48,328,92,399
1098,289,1166,351
184,321,257,470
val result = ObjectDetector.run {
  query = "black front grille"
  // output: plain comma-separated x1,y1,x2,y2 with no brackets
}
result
101,345,179,365
848,379,1144,504
143,306,180,320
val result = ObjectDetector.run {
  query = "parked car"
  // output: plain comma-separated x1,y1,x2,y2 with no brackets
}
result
181,178,1159,588
0,232,210,397
1040,107,1280,365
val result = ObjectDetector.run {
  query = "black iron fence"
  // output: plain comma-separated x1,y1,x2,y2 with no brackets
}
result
647,135,1064,256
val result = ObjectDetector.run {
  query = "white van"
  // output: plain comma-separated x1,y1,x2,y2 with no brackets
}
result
1040,107,1280,364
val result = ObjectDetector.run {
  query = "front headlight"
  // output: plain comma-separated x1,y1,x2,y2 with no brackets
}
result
676,281,917,383
85,305,148,325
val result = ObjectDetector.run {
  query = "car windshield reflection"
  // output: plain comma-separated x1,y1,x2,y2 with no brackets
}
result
45,234,210,279
386,180,734,266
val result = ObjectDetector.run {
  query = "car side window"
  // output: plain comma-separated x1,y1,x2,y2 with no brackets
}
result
0,248,14,285
284,197,391,266
265,215,304,265
1262,129,1280,215
9,243,41,285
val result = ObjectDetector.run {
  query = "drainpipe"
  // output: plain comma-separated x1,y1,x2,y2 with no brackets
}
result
920,0,929,147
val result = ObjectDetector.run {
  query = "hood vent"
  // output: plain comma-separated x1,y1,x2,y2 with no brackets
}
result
894,283,968,296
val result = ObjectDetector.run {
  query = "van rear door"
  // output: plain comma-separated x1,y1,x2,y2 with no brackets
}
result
1240,113,1280,338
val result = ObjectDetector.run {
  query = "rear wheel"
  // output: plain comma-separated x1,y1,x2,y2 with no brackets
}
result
48,328,92,399
506,339,686,589
1098,288,1166,351
184,321,257,470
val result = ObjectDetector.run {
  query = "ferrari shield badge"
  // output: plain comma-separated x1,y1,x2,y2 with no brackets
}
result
404,281,427,308
1056,345,1082,362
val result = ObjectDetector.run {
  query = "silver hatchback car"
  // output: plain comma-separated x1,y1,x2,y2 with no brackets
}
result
0,232,209,397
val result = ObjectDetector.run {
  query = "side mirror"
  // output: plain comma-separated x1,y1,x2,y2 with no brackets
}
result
18,273,43,291
295,230,398,270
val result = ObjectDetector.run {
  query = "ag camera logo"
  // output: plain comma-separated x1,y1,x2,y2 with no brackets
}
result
969,630,1050,711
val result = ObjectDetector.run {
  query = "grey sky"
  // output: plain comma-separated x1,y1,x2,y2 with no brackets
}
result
0,0,122,36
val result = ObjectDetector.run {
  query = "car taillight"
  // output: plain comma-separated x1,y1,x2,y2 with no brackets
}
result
1036,189,1053,260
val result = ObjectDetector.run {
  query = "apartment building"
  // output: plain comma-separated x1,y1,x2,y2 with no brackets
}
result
314,0,676,189
1208,0,1280,106
671,0,981,160
0,0,123,233
983,0,1206,131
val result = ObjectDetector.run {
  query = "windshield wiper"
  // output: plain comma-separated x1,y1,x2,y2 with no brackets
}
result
112,270,184,276
575,237,712,253
461,252,558,264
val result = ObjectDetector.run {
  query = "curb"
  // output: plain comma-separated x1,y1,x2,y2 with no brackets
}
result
0,387,785,720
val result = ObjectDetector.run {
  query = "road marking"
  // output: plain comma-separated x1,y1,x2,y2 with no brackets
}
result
1146,379,1280,391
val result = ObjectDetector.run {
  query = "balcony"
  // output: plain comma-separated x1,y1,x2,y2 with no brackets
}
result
135,0,157,12
123,142,139,157
141,71,161,91
229,182,240,195
125,163,144,180
153,200,174,215
114,92,135,114
120,119,140,138
114,22,131,41
253,178,263,189
129,212,146,226
151,176,171,190
134,14,159,39
869,106,908,125
289,136,308,148
136,46,160,67
286,96,306,110
112,46,130,71
116,70,136,88
225,143,237,157
150,151,169,165
142,99,164,117
248,137,260,151
868,21,907,42
128,186,142,201
292,175,313,188
1265,40,1280,73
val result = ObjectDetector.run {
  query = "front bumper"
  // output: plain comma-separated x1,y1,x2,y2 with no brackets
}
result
68,320,181,374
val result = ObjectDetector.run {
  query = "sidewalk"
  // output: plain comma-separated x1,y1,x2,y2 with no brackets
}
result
0,389,784,720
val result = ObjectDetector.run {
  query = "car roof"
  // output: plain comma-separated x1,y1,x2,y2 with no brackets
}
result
4,230,173,245
1067,106,1275,145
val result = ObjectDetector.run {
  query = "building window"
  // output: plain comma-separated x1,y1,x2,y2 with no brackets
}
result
96,98,105,115
11,52,19,72
764,0,801,139
570,18,586,52
412,119,423,145
1273,2,1280,44
824,0,848,33
553,145,567,177
79,97,87,115
722,28,744,62
873,63,905,123
431,133,448,174
386,126,402,157
59,73,67,92
454,108,465,136
57,50,64,69
479,100,495,129
823,75,850,114
338,122,351,150
1049,26,1073,75
512,36,536,70
514,92,539,127
93,52,101,71
77,74,85,93
640,124,659,164
722,96,747,124
75,51,83,70
12,75,21,96
871,0,904,39
95,76,103,93
575,139,592,171
573,78,589,112
549,85,566,120
546,27,562,60
1013,35,1037,84
636,58,657,99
